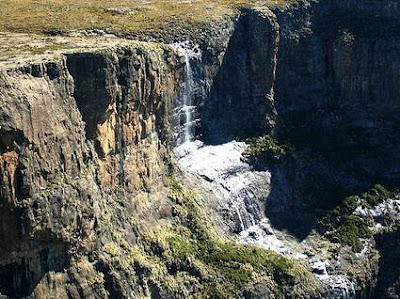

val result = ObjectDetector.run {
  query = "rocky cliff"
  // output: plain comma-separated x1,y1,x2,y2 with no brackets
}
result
0,44,185,297
0,0,399,298
273,0,400,208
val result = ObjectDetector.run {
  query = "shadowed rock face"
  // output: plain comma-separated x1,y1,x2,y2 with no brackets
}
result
0,0,399,298
199,7,279,143
266,0,400,225
374,228,400,298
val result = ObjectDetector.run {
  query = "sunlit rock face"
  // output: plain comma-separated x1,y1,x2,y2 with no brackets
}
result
0,46,185,297
175,140,271,232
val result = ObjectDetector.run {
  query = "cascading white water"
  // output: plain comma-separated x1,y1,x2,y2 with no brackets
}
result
175,140,271,233
181,50,195,143
235,204,246,232
171,42,200,144
172,41,357,299
175,140,357,299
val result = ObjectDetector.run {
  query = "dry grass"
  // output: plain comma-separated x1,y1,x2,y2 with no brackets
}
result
0,0,293,38
0,32,163,68
0,0,294,66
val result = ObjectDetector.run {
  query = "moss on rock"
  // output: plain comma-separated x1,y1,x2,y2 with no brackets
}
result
244,135,288,161
99,176,322,298
321,184,396,252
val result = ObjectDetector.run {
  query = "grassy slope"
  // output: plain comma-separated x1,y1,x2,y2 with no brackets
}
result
0,0,293,38
98,177,321,298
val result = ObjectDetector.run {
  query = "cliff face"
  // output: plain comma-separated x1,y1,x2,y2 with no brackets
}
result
196,1,400,297
66,48,181,192
0,0,399,298
199,7,279,143
0,59,90,297
267,0,400,218
263,1,400,297
0,45,184,297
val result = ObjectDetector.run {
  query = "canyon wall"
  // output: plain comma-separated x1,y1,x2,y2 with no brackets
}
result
269,0,400,217
198,7,279,143
0,0,399,297
0,45,185,297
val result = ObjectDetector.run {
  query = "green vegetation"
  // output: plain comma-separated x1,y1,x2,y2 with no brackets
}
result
166,177,291,292
88,272,106,288
244,135,288,161
321,184,395,252
323,196,359,225
101,176,321,298
322,195,370,252
334,216,371,252
0,0,296,63
0,0,293,39
363,184,394,207
340,29,355,43
163,176,320,297
24,44,70,55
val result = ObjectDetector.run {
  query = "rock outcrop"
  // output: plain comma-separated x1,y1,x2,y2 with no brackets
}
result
0,45,184,297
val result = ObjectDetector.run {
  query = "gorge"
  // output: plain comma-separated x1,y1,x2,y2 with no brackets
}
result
0,0,400,298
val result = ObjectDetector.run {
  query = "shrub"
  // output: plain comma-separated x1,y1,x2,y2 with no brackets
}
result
244,135,287,161
340,30,355,43
333,216,372,252
364,184,393,207
321,184,394,251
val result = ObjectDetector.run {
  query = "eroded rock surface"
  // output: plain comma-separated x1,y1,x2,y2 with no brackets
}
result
0,44,184,297
0,1,399,298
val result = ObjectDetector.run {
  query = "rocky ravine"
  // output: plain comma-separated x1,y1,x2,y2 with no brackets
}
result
0,0,400,298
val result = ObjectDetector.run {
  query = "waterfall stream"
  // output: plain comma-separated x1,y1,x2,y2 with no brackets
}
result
175,140,357,299
172,41,356,299
181,50,195,143
172,42,200,145
235,203,246,231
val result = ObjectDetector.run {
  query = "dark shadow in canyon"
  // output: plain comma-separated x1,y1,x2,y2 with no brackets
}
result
198,4,400,241
266,4,400,239
373,228,400,298
0,238,68,298
248,106,400,241
198,8,276,145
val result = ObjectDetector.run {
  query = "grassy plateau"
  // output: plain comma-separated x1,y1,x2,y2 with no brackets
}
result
0,0,293,37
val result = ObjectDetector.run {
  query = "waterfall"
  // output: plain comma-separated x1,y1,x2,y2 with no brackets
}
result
235,204,246,231
181,50,195,143
171,42,200,145
175,140,271,232
173,43,359,299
